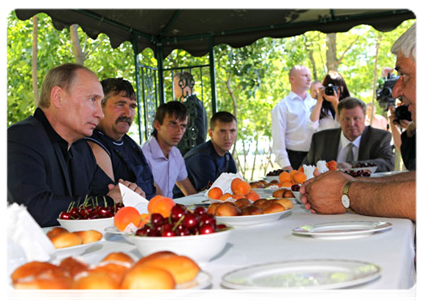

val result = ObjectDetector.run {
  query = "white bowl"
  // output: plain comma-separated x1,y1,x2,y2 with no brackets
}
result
126,229,232,264
57,217,114,235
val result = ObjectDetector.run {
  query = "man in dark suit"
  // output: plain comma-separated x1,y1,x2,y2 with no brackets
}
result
302,97,394,172
8,63,143,227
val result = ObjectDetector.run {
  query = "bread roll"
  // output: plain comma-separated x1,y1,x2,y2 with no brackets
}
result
50,232,82,249
206,203,220,215
234,198,251,209
271,198,293,210
215,202,241,216
11,261,72,289
102,252,134,265
253,199,270,210
263,202,285,214
74,230,103,244
249,181,265,188
272,188,286,198
241,206,263,216
72,271,119,289
59,256,89,278
11,261,67,283
46,227,68,239
91,261,130,285
282,190,294,198
135,253,200,284
120,265,175,289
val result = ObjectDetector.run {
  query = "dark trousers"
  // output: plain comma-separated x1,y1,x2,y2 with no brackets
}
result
287,149,308,170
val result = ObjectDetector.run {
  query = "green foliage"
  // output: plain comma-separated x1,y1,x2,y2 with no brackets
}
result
7,11,415,177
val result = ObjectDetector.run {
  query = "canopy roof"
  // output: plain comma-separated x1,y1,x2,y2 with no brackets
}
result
15,9,415,57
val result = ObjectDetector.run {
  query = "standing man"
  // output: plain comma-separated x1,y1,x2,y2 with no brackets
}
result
309,80,323,100
142,101,197,198
7,64,143,227
302,97,394,172
173,71,208,156
271,65,316,171
300,23,416,221
184,111,238,191
86,78,159,200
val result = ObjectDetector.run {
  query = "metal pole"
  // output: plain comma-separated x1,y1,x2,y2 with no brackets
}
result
131,34,143,144
209,36,218,114
156,42,165,105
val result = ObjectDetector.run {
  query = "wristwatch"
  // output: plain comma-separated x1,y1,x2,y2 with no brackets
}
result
341,181,353,209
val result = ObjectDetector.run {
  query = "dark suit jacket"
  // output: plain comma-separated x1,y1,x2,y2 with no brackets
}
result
8,109,113,227
302,126,394,172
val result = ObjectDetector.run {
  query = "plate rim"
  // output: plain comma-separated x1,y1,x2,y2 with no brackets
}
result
221,258,381,289
292,221,392,237
177,270,212,289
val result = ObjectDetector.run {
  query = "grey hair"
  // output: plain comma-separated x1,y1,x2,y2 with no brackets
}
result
391,23,416,61
338,97,367,116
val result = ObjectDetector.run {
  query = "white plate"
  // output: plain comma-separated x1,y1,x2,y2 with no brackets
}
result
370,170,407,178
216,209,291,227
5,271,212,300
292,221,392,239
53,240,103,257
221,259,381,289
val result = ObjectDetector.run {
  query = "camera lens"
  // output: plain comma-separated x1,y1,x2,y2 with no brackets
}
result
324,84,338,96
394,105,412,122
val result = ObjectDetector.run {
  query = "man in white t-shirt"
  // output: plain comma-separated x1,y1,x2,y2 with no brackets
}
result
271,65,316,171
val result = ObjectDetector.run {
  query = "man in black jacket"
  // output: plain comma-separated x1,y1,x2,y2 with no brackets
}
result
8,64,142,227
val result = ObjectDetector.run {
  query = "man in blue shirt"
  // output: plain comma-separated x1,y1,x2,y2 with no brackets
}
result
183,111,238,191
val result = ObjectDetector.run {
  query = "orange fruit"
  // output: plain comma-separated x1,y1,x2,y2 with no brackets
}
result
147,195,175,218
278,171,291,183
246,190,260,201
328,160,337,171
230,178,243,193
219,193,233,201
279,181,292,188
231,194,246,200
208,187,223,200
298,166,304,173
232,180,251,196
138,213,151,228
293,172,307,184
114,206,141,231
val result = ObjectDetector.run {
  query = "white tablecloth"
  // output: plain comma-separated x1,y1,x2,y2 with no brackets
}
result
7,191,416,299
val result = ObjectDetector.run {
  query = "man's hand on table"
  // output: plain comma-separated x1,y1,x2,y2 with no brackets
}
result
300,171,354,214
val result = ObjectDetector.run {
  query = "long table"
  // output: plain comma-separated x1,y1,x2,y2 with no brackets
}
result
7,190,416,299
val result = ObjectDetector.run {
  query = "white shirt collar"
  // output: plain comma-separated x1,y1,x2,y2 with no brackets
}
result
340,131,362,149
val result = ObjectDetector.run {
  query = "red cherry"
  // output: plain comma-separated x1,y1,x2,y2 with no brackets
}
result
170,204,186,222
150,213,165,226
175,226,190,236
199,224,215,234
200,213,216,227
59,211,72,220
183,213,199,230
194,206,206,216
161,224,176,237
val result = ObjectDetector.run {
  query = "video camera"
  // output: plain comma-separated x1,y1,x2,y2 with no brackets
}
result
376,73,412,123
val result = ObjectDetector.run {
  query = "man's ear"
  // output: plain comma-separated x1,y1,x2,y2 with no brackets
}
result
50,86,63,108
153,120,161,132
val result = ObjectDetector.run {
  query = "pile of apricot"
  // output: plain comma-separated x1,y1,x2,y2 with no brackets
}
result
207,178,260,202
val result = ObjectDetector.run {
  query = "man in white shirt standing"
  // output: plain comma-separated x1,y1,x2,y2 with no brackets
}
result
271,65,316,171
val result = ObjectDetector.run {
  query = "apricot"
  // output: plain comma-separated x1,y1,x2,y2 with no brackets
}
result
138,213,151,228
327,160,338,171
147,195,175,218
215,202,241,216
279,181,292,188
278,171,291,183
246,190,260,201
298,166,304,173
114,206,141,232
73,272,119,289
230,178,243,193
293,172,307,184
219,192,233,201
232,180,251,196
231,194,246,200
208,187,223,200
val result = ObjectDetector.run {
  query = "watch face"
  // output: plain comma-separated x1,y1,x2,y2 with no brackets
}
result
341,195,350,209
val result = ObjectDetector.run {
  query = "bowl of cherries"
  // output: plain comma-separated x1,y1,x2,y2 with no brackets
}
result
126,204,232,264
291,184,302,204
57,198,122,234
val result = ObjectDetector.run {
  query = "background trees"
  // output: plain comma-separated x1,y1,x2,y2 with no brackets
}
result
7,11,414,180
